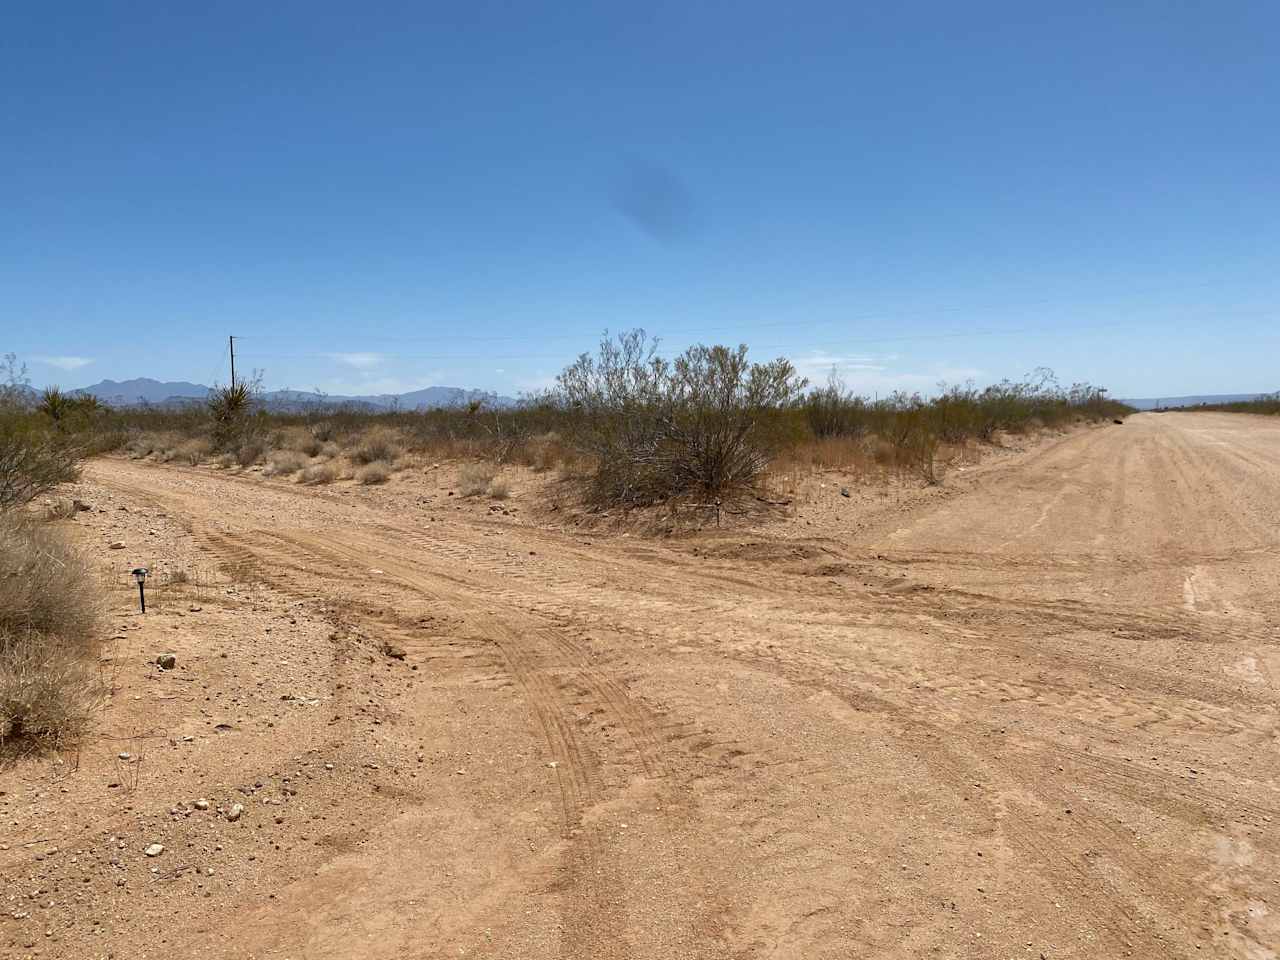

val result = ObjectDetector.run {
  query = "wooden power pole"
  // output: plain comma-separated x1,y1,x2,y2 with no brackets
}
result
229,336,236,389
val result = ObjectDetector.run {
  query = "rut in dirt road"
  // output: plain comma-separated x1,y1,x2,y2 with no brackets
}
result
84,411,1280,960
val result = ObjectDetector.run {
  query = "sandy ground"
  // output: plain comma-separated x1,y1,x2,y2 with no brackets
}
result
2,411,1279,959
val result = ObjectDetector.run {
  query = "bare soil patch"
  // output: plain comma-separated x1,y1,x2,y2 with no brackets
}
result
4,413,1278,959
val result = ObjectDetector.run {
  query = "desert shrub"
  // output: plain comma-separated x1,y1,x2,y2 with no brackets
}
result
274,426,322,457
798,369,1130,462
488,477,511,500
357,460,393,484
524,432,565,472
0,421,82,512
0,631,101,753
264,449,308,477
1170,391,1280,415
0,517,102,757
350,428,402,465
208,378,264,452
0,517,100,640
458,462,496,497
300,462,338,485
556,331,807,505
318,441,340,459
176,438,213,465
236,440,265,467
309,420,337,442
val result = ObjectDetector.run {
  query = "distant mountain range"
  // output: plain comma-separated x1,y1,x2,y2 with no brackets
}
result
59,378,515,411
1122,393,1276,411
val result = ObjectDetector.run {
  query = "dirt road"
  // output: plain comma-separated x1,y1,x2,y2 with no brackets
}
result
9,412,1280,958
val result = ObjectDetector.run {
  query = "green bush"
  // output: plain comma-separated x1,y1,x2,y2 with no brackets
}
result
0,419,83,511
555,331,807,504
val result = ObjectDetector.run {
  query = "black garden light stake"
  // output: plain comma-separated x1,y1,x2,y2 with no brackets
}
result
132,567,149,614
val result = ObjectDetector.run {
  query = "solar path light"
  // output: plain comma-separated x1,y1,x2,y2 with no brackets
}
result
132,567,149,614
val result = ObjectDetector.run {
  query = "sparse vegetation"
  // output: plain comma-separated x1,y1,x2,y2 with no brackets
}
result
301,462,338,485
10,335,1130,523
264,449,308,477
176,437,213,465
554,331,807,505
236,440,265,468
457,462,496,497
0,424,83,511
350,428,402,465
0,510,102,759
1163,392,1280,415
357,460,393,484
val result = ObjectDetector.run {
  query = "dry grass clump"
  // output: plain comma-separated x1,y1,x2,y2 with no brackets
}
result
318,441,340,459
300,462,338,485
487,477,511,500
0,517,101,640
176,437,213,465
275,426,323,457
264,449,308,477
523,432,565,473
457,462,496,497
236,440,265,468
357,460,393,485
350,428,402,466
0,632,101,754
0,516,102,758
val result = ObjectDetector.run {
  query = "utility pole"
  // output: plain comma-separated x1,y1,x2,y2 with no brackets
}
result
229,336,236,389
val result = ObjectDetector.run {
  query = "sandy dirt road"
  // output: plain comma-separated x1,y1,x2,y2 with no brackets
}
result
15,412,1280,959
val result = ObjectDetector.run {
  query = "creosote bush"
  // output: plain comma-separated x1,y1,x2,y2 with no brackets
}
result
0,422,83,511
555,331,807,505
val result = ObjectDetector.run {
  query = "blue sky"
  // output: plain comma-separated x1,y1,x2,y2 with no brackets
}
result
4,1,1277,399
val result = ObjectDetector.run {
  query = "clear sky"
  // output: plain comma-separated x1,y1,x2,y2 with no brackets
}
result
4,1,1277,399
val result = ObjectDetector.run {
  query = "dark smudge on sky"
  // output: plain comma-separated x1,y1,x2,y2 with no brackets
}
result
613,161,697,243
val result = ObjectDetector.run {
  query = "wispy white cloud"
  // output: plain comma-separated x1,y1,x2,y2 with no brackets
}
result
33,355,94,371
788,351,983,397
325,352,384,370
311,372,448,396
791,351,888,381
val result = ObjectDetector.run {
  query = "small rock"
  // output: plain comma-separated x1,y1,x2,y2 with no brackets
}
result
840,487,851,498
382,643,407,660
193,799,209,811
117,752,131,761
73,499,92,512
108,541,126,550
155,653,177,670
226,803,244,822
143,844,164,857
